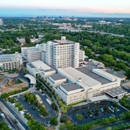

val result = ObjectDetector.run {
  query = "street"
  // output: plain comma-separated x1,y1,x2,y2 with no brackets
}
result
0,99,29,130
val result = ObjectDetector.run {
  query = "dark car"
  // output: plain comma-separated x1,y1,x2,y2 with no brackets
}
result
32,106,36,110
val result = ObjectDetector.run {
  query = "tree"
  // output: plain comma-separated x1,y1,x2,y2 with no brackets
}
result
8,97,15,103
51,102,58,111
76,114,82,120
15,102,21,107
66,121,72,130
25,36,31,44
39,106,48,117
27,119,46,130
106,127,112,130
59,123,67,130
104,106,109,111
113,102,118,108
88,110,92,115
1,93,9,99
109,116,117,123
18,106,24,111
0,122,10,130
50,117,58,126
103,118,110,125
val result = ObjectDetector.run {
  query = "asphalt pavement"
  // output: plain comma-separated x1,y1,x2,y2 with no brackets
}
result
17,91,57,125
0,99,29,130
67,101,127,125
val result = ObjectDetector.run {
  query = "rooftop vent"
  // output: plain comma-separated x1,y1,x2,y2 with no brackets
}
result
77,78,82,82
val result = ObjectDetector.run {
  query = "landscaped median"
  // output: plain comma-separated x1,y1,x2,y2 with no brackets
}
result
24,92,49,117
0,87,29,99
119,95,130,110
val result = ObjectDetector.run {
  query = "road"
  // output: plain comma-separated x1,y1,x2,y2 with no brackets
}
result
93,119,130,130
88,31,125,37
0,99,29,130
0,111,15,130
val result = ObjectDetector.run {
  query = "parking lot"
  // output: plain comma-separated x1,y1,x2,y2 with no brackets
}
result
17,91,57,125
67,101,127,125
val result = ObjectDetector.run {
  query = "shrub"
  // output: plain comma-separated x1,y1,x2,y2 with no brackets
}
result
76,114,82,120
15,102,21,107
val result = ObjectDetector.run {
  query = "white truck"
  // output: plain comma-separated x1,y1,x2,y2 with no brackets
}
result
46,98,51,105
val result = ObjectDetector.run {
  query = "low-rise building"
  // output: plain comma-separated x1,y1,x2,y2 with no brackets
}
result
58,67,121,99
47,74,66,87
56,83,86,105
0,53,22,70
21,47,41,62
27,60,56,78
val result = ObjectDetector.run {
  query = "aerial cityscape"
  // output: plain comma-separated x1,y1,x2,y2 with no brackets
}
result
0,0,130,130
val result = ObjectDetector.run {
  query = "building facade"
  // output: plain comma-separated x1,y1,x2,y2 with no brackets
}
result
0,53,22,70
22,36,85,68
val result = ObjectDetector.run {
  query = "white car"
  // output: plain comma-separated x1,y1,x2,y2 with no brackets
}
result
8,125,12,129
1,113,5,118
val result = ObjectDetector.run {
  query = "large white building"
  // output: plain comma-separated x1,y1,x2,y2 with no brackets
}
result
57,67,121,104
22,36,85,68
44,36,85,68
24,36,125,105
0,53,22,70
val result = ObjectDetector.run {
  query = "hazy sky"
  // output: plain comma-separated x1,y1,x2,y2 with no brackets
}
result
1,0,130,13
0,0,130,17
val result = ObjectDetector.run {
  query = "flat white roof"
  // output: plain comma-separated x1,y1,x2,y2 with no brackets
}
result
58,67,101,89
89,95,109,102
32,60,52,71
24,74,36,84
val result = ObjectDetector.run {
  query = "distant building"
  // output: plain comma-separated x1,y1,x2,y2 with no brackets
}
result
0,19,3,26
0,52,22,70
17,38,25,45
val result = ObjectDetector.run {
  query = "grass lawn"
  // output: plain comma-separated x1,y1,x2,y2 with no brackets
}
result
15,79,23,84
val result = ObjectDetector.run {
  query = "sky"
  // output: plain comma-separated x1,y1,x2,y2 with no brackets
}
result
0,0,130,17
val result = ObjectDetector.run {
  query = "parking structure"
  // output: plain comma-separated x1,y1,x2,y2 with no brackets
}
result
66,101,127,125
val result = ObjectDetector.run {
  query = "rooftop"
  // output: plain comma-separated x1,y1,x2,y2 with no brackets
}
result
32,60,53,71
106,69,127,79
0,54,21,62
92,69,120,82
77,67,111,84
122,81,130,90
28,63,35,69
105,87,127,97
50,74,66,81
58,67,101,89
0,54,12,62
61,83,82,92
89,95,109,102
24,74,36,84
